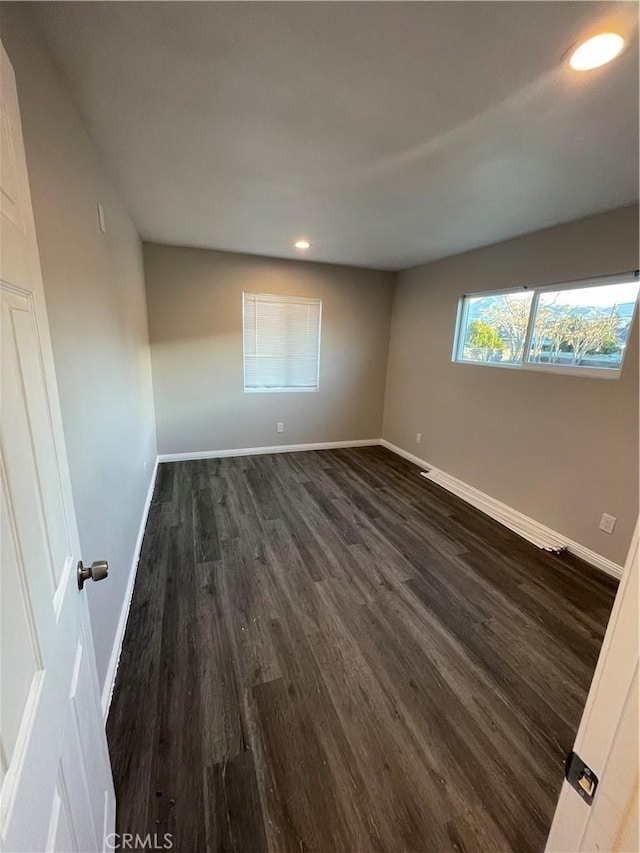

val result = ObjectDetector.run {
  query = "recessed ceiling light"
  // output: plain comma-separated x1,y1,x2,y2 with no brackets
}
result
294,240,311,250
569,33,625,71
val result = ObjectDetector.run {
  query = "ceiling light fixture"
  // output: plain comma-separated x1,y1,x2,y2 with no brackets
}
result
569,32,625,71
294,240,311,250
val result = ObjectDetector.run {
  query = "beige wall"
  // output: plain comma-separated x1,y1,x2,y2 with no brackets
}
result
384,206,639,566
144,243,394,454
1,7,157,693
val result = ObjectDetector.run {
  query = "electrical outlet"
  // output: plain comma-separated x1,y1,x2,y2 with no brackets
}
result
276,422,284,433
599,513,616,535
416,433,422,444
97,202,106,233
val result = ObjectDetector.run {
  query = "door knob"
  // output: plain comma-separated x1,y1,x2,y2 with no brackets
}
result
77,560,109,590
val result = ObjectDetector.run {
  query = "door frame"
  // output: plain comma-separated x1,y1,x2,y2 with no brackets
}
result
546,518,639,850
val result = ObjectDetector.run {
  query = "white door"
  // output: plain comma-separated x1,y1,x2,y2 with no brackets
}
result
0,41,115,853
546,521,639,851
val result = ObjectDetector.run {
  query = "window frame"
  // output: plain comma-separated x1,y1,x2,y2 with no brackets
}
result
452,271,639,380
242,291,323,393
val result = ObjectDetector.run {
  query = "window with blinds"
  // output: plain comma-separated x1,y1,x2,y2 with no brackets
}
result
242,292,322,392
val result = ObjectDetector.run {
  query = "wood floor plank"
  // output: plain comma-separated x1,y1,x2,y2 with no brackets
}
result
108,447,616,852
254,675,364,853
195,560,248,762
150,521,207,851
106,500,169,832
203,751,268,853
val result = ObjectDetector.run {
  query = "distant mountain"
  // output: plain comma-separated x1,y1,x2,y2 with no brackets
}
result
468,296,636,323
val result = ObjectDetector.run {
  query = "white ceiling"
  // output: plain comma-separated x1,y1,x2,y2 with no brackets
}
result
33,1,639,270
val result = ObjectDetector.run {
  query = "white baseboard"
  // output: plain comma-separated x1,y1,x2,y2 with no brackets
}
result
157,438,381,463
381,441,623,581
101,456,159,720
421,467,623,580
379,439,433,471
560,540,624,581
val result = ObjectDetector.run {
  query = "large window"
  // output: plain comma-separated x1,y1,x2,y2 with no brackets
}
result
243,292,322,392
453,272,639,378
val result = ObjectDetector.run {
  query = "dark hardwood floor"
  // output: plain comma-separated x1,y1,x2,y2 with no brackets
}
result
107,446,617,853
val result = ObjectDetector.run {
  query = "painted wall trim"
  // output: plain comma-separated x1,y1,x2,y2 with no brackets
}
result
379,439,433,471
422,466,623,579
381,440,623,580
101,457,159,720
157,439,381,463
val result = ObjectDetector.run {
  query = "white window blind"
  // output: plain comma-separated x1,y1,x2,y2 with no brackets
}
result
243,292,322,392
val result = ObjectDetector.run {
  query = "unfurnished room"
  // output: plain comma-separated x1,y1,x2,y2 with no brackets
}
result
0,2,639,852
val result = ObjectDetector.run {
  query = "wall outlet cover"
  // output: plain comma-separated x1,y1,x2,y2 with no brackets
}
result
599,513,616,535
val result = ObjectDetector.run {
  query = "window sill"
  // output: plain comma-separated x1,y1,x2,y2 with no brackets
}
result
244,387,320,393
452,359,622,380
